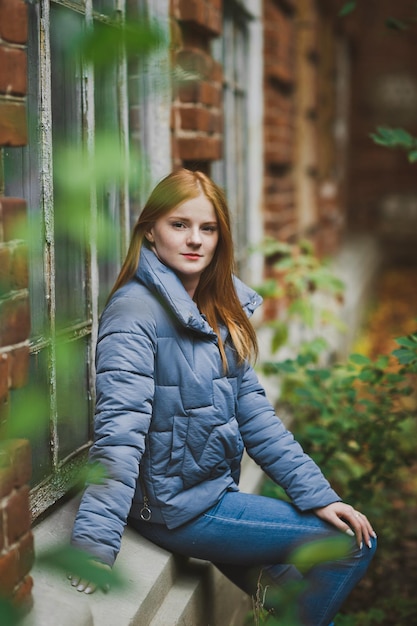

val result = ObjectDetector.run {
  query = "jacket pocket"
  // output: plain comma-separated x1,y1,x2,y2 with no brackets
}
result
166,415,244,489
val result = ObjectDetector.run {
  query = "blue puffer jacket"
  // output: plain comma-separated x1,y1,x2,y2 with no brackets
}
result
71,246,340,566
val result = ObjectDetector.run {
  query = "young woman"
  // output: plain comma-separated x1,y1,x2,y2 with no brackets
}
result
69,169,376,625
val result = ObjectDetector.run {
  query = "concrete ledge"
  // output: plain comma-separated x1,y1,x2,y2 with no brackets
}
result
24,456,264,626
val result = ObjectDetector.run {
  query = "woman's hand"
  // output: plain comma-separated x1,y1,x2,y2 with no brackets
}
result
68,560,112,594
313,502,377,549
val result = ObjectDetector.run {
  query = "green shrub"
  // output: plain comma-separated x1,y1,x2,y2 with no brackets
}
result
254,239,417,624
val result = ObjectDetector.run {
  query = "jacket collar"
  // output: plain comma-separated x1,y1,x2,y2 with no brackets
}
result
136,246,262,336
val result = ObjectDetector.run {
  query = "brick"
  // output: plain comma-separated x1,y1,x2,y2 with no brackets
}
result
0,246,12,296
0,294,31,347
209,59,222,83
265,61,293,86
11,243,28,290
0,197,27,241
177,135,222,161
0,99,27,146
16,532,34,579
176,48,214,80
0,352,9,399
12,575,33,610
179,80,221,107
6,485,31,544
180,106,212,132
0,549,18,596
170,106,178,131
0,466,14,500
0,508,3,552
206,4,221,35
0,0,28,44
0,47,27,96
170,16,183,52
178,0,222,36
208,110,222,134
9,346,29,390
178,0,205,25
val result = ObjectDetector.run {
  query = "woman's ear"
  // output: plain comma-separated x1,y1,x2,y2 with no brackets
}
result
144,230,154,243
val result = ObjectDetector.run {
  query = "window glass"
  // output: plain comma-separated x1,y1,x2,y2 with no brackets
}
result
56,337,91,460
1,0,161,520
2,2,129,519
51,6,88,327
95,55,122,307
93,0,117,19
212,1,250,274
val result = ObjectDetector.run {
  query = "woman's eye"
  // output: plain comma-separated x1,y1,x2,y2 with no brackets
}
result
202,225,217,233
172,222,186,229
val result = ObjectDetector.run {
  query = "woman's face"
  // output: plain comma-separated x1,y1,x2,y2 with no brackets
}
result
146,193,219,297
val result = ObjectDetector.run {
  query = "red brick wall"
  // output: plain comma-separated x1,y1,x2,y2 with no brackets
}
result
345,0,417,254
263,0,297,244
0,0,33,610
0,0,28,146
262,0,347,318
0,441,33,610
170,0,223,172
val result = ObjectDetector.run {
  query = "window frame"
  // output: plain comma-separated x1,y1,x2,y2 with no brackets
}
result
4,0,133,519
211,0,264,285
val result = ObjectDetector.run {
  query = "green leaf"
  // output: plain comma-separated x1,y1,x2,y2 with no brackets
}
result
385,17,408,30
36,545,126,590
320,309,347,333
255,238,292,258
358,369,375,382
288,299,315,326
301,337,329,357
339,1,356,17
370,126,416,150
392,348,417,364
0,599,20,626
395,335,417,348
299,239,314,255
349,353,371,366
375,355,389,370
290,535,351,573
77,19,166,70
277,360,298,374
271,322,289,353
254,278,282,298
274,256,295,271
408,150,417,163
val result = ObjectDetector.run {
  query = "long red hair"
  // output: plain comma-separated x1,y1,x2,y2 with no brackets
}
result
109,169,258,367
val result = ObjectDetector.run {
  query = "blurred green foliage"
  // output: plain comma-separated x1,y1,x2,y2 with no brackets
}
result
256,239,417,624
253,238,346,356
246,536,351,625
37,544,125,590
370,127,417,163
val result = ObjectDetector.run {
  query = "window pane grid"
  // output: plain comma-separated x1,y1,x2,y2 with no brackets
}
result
4,0,129,519
213,1,250,274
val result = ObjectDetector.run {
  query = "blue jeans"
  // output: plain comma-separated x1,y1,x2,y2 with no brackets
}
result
129,491,376,626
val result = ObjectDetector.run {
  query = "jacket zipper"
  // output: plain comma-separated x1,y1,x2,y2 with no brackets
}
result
139,474,152,521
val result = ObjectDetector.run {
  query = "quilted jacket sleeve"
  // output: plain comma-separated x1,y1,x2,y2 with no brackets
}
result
236,362,341,511
71,294,156,566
